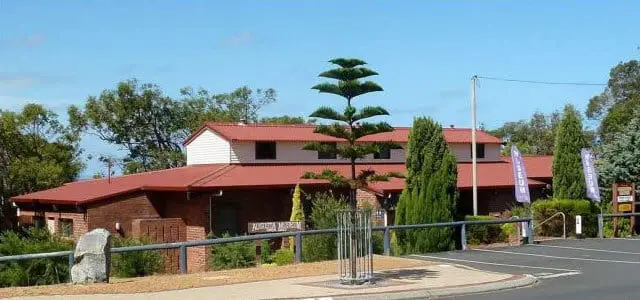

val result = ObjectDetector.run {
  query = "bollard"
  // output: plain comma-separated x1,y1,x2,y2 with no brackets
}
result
528,219,535,244
383,227,391,256
576,215,583,239
294,232,302,263
461,223,467,251
68,252,74,282
598,214,604,239
179,245,187,274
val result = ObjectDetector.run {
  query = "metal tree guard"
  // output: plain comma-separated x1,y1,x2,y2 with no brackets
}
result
337,209,374,284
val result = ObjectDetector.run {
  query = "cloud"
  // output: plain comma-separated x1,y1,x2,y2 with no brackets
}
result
0,72,70,90
218,32,253,47
0,95,75,113
0,34,44,49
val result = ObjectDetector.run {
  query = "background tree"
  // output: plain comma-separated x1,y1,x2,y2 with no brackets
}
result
0,104,83,230
598,109,640,202
395,117,457,253
70,79,277,174
587,60,640,141
260,116,316,124
490,111,561,155
553,104,588,199
302,58,400,210
288,184,304,248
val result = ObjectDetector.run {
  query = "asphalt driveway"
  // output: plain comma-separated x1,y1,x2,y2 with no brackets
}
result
410,238,640,300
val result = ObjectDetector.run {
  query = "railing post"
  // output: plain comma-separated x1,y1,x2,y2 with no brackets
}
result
68,252,74,281
295,232,302,263
527,219,534,244
179,245,187,274
383,227,391,256
598,214,604,239
461,223,467,251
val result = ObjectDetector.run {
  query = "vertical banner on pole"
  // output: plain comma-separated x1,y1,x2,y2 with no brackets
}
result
511,145,530,204
581,149,601,202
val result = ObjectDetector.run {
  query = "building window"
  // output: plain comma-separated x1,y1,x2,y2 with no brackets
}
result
60,219,73,237
318,142,337,159
471,143,485,159
255,142,277,160
33,216,45,229
374,147,391,159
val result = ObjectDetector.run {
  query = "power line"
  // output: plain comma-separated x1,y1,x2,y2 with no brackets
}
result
476,75,606,86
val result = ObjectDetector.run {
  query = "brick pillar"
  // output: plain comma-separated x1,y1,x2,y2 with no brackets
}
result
186,225,208,272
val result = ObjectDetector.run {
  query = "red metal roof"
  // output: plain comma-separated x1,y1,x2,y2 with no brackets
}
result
12,158,552,205
367,157,553,194
183,123,503,145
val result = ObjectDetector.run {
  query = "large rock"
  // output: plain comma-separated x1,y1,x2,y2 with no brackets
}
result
71,228,112,284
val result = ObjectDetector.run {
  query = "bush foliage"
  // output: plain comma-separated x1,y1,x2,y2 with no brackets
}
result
110,236,163,278
210,233,256,271
272,248,294,266
464,215,508,245
302,192,348,262
531,199,599,237
0,228,75,287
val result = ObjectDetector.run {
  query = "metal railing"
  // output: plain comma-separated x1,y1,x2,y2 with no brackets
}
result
597,212,640,238
0,218,533,279
533,212,566,240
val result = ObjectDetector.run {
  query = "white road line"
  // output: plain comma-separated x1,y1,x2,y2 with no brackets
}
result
410,254,579,272
474,248,640,264
535,271,581,279
609,238,640,241
531,244,640,255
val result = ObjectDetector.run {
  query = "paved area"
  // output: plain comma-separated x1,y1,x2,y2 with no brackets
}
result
412,238,640,300
9,264,531,300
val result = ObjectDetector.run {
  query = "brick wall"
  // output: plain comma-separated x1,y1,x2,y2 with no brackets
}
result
19,210,88,240
132,218,186,273
356,189,380,209
87,191,162,237
157,192,209,272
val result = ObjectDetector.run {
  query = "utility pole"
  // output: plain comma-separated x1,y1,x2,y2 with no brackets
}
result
471,75,478,216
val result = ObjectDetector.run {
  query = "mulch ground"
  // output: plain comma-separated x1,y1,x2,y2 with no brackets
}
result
0,255,432,298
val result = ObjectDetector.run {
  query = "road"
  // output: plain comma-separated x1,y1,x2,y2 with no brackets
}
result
410,238,640,300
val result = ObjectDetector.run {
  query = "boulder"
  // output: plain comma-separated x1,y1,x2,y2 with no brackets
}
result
71,228,112,284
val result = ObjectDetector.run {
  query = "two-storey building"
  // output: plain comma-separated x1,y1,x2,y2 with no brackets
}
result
11,122,552,272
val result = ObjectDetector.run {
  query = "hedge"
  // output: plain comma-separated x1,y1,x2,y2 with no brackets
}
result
464,215,508,245
531,199,599,237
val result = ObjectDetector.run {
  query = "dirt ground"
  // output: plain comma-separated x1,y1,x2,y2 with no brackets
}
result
0,255,432,298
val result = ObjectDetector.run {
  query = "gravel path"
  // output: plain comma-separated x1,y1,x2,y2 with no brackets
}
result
0,255,431,298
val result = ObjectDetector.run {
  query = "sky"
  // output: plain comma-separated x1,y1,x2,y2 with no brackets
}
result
1,1,639,178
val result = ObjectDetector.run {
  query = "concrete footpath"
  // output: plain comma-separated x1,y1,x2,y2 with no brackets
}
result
11,264,536,300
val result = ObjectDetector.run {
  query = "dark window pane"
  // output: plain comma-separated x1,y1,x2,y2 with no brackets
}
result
255,142,277,159
60,219,73,237
318,142,337,159
470,143,486,159
374,148,391,159
33,216,45,229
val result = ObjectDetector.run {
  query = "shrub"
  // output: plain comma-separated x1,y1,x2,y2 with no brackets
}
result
507,204,531,218
465,215,508,245
210,233,256,270
302,192,348,262
531,199,599,237
272,248,294,266
260,239,274,264
0,228,75,287
111,236,163,278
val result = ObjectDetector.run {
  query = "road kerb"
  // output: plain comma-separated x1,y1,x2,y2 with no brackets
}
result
314,274,537,300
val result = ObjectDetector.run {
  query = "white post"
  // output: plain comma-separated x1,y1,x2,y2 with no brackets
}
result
471,75,478,216
576,215,583,239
